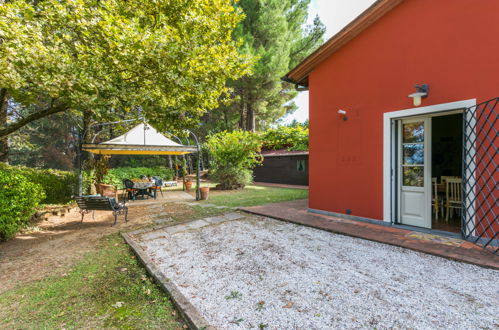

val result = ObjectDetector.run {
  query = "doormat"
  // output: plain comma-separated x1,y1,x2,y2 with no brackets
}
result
406,232,463,247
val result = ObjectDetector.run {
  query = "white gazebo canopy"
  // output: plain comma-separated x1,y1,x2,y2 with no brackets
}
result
82,123,197,155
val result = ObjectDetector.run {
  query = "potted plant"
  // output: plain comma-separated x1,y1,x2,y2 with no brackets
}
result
200,186,210,200
184,179,192,191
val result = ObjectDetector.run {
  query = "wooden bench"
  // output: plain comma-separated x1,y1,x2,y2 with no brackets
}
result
74,196,128,226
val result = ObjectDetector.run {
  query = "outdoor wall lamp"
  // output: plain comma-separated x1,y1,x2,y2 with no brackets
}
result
408,84,429,106
337,109,348,121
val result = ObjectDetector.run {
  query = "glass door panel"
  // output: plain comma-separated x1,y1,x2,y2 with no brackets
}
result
402,121,425,187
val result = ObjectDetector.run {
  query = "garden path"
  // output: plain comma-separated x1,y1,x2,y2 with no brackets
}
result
0,191,194,294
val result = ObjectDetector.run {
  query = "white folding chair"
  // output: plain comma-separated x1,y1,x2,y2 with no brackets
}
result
432,177,443,220
445,178,462,222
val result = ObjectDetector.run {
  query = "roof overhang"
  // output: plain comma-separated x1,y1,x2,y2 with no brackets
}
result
82,143,197,155
261,150,309,157
283,0,405,87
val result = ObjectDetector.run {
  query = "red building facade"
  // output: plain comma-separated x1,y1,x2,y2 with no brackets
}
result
285,0,498,245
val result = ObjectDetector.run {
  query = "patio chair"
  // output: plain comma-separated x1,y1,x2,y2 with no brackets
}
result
431,177,443,220
151,178,164,198
74,195,128,226
123,179,137,201
445,178,462,221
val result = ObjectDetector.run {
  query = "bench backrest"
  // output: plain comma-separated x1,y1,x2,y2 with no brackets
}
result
75,196,115,211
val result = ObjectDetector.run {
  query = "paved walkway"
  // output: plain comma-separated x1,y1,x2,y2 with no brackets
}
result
127,191,195,207
239,200,499,270
253,182,308,189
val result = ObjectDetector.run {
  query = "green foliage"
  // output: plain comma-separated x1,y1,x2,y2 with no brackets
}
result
202,0,325,133
0,170,45,241
0,163,76,204
210,167,253,190
0,0,251,137
102,167,175,188
110,155,170,168
8,111,78,170
205,131,262,189
92,156,111,184
260,125,309,151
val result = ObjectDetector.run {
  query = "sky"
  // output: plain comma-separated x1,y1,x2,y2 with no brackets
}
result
281,0,377,124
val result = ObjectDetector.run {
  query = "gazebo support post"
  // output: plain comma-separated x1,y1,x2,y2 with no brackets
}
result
187,130,201,201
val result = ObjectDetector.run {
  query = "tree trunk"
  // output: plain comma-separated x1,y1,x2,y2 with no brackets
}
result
223,107,230,131
199,150,205,171
246,103,256,132
167,155,173,169
239,91,247,130
81,110,94,194
0,89,9,163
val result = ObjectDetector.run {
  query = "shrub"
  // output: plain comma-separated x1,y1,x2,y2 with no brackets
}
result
260,125,308,151
0,170,45,241
205,130,262,190
209,167,253,189
0,163,77,204
102,167,175,188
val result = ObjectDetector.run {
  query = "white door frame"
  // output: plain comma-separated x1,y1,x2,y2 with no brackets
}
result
397,116,432,228
383,99,476,224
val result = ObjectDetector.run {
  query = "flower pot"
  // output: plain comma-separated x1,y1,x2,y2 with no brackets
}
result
184,181,192,191
200,187,210,200
96,183,118,200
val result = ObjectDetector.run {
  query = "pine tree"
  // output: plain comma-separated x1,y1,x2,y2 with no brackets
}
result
208,0,325,132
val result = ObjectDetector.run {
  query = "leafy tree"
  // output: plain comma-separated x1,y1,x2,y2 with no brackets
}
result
204,0,324,133
260,124,308,151
8,109,79,169
0,0,251,143
205,130,262,190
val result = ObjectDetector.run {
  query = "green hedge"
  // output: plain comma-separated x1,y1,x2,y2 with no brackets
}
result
0,170,45,241
103,167,175,188
0,163,77,204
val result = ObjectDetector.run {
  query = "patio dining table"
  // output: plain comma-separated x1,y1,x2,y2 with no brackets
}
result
132,180,155,199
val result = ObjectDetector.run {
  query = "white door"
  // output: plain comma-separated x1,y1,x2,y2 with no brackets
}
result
398,117,431,228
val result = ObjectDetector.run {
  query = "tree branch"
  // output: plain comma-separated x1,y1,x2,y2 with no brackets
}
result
0,103,68,138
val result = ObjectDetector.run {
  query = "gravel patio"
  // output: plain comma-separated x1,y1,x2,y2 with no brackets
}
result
126,213,499,329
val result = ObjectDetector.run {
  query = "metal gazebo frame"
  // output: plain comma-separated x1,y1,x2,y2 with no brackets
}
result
78,120,202,200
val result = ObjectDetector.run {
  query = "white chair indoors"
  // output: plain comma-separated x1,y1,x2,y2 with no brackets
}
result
445,177,462,222
432,177,444,220
441,176,458,185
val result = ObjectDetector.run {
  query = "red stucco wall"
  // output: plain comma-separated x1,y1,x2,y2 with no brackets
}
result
308,0,499,221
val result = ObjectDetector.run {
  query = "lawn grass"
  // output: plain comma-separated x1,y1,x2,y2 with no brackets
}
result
0,183,307,328
0,234,185,329
199,184,308,208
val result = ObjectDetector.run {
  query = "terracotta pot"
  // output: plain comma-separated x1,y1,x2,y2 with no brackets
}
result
200,187,210,200
96,183,118,199
184,181,192,191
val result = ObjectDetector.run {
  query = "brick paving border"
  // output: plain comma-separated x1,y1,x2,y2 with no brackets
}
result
122,229,214,330
239,199,499,270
